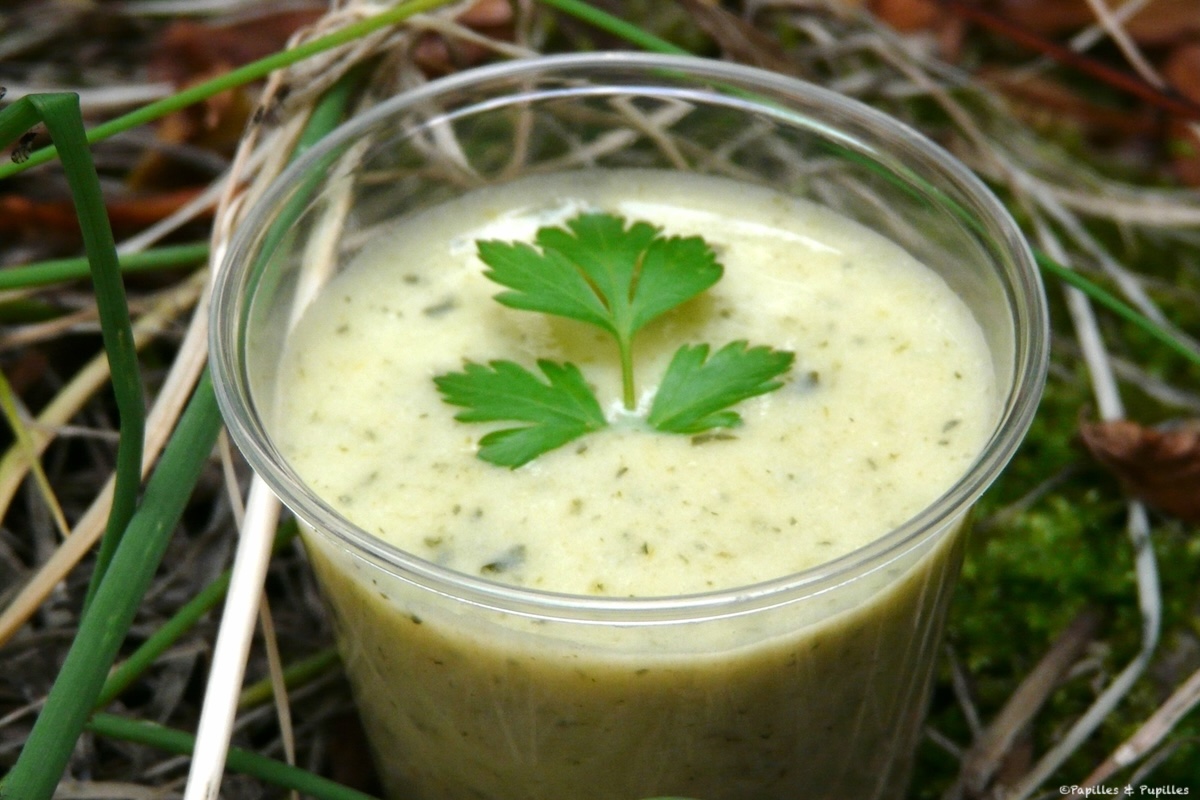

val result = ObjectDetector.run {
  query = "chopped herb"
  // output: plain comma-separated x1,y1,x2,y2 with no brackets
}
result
691,431,738,446
422,296,458,317
480,544,527,575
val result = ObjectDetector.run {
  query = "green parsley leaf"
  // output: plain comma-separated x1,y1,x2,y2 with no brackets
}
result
434,358,607,468
435,213,796,467
478,212,722,408
647,341,795,434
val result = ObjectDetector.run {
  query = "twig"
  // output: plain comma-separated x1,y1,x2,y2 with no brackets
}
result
1082,664,1200,787
947,609,1103,798
1118,736,1198,796
947,645,984,739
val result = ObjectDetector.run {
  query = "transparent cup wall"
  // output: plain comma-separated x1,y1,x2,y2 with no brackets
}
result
212,55,1047,800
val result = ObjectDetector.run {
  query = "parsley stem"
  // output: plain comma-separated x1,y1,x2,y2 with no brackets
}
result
619,336,637,410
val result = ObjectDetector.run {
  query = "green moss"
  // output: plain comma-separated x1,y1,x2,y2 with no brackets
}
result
912,338,1200,795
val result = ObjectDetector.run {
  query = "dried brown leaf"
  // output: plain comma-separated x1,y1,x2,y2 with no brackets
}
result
147,11,326,86
456,0,514,28
1079,419,1200,523
410,0,514,77
0,188,206,242
999,0,1200,46
124,9,323,189
1164,43,1200,187
980,66,1160,140
870,0,941,33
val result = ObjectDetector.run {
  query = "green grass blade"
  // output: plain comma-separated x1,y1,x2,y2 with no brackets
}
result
536,0,690,54
0,0,456,180
237,647,341,710
0,372,223,800
0,242,209,291
20,93,146,613
85,713,381,800
94,522,299,710
0,99,42,151
1035,250,1200,369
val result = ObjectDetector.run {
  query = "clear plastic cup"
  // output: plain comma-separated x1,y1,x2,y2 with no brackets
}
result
210,53,1048,800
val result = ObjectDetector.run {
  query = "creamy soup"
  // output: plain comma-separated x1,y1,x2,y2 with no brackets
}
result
272,169,996,800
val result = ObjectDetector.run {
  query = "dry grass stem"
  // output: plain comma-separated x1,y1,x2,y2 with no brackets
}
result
0,271,207,644
0,373,72,540
257,596,298,792
1080,0,1165,88
1084,664,1200,787
0,82,177,113
217,430,299,787
407,12,536,60
182,482,280,800
1065,0,1155,54
54,780,179,800
0,307,111,352
946,609,1104,799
